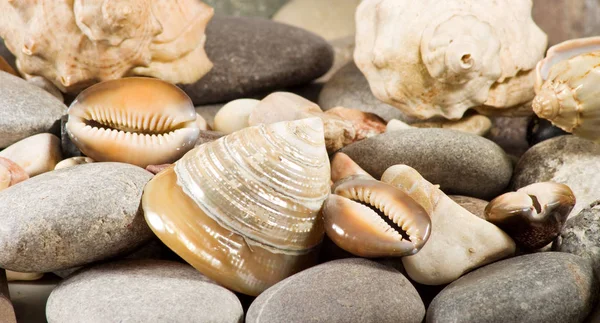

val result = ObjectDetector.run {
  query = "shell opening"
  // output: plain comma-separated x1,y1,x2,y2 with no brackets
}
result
338,186,418,244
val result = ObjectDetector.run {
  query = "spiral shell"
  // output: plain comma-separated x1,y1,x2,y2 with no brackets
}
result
0,0,213,93
533,37,600,140
142,118,331,296
355,0,547,120
66,77,200,168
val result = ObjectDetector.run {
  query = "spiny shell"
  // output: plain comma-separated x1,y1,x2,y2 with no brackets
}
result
66,77,199,168
355,0,547,120
533,37,600,141
0,0,213,93
485,182,575,250
142,118,331,296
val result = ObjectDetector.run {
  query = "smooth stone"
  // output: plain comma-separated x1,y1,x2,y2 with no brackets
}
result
555,201,600,278
512,135,599,218
319,62,415,122
180,16,333,105
527,116,569,147
0,133,62,177
247,258,425,323
9,275,60,323
27,76,64,102
0,163,154,272
485,116,531,158
203,0,288,17
533,0,600,46
0,72,65,148
427,252,598,323
46,260,244,323
341,129,513,200
450,195,488,219
273,0,360,41
54,157,95,170
213,99,260,134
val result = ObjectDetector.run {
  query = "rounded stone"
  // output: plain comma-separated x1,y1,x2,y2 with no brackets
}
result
0,162,154,272
319,62,414,122
0,72,66,148
449,195,488,219
180,16,333,105
341,129,513,200
532,0,600,46
427,252,598,323
202,0,288,17
555,201,600,278
511,135,600,218
46,260,243,323
247,258,425,323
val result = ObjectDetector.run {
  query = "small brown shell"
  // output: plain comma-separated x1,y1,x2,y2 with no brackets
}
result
66,77,200,168
323,178,431,258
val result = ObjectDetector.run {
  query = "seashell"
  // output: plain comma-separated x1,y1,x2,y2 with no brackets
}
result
381,164,516,285
54,157,95,171
323,177,431,258
532,37,600,141
0,0,213,93
485,182,575,250
145,164,172,175
213,99,260,134
142,118,331,296
0,157,29,191
324,107,386,141
66,77,200,168
355,0,547,120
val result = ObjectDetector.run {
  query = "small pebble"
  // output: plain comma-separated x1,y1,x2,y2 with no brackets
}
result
0,133,62,176
54,156,95,170
213,98,260,134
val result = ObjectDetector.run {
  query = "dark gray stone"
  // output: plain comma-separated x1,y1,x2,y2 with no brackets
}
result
0,163,154,272
556,201,600,278
60,115,83,158
341,129,513,200
203,0,288,17
318,62,415,122
180,16,333,105
0,71,66,148
247,258,425,323
512,135,600,218
46,260,243,323
485,116,531,158
427,252,598,323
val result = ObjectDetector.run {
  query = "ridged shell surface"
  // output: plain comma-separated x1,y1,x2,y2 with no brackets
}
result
142,118,330,295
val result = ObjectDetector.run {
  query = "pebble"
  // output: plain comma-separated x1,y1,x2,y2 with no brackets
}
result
213,99,260,134
180,16,333,105
195,104,223,129
0,133,62,176
0,163,154,272
54,156,95,170
27,76,64,102
555,201,600,278
341,129,513,200
533,0,600,46
485,116,531,157
0,72,65,148
427,252,598,323
319,62,414,122
9,275,60,322
512,135,600,218
449,195,488,219
202,0,288,17
247,258,425,323
46,260,244,323
272,0,361,41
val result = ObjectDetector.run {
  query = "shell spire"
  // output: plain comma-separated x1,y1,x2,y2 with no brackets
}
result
142,117,331,296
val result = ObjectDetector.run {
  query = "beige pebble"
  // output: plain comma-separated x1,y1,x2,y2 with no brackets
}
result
386,119,413,132
0,164,10,191
213,99,260,134
0,133,62,177
54,157,95,170
6,271,43,282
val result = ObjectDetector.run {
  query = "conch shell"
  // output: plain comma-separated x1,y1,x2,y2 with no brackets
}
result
355,0,547,120
142,118,331,296
532,37,600,141
0,0,214,93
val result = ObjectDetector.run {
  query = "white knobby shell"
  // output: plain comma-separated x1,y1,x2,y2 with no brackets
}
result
0,0,214,93
533,37,600,140
355,0,547,120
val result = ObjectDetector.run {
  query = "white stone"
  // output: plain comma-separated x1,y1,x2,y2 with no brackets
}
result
213,99,260,134
54,157,95,171
0,133,62,177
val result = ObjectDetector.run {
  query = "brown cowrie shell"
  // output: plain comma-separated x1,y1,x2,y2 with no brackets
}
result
485,182,575,250
0,157,29,191
66,77,200,168
323,178,432,258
